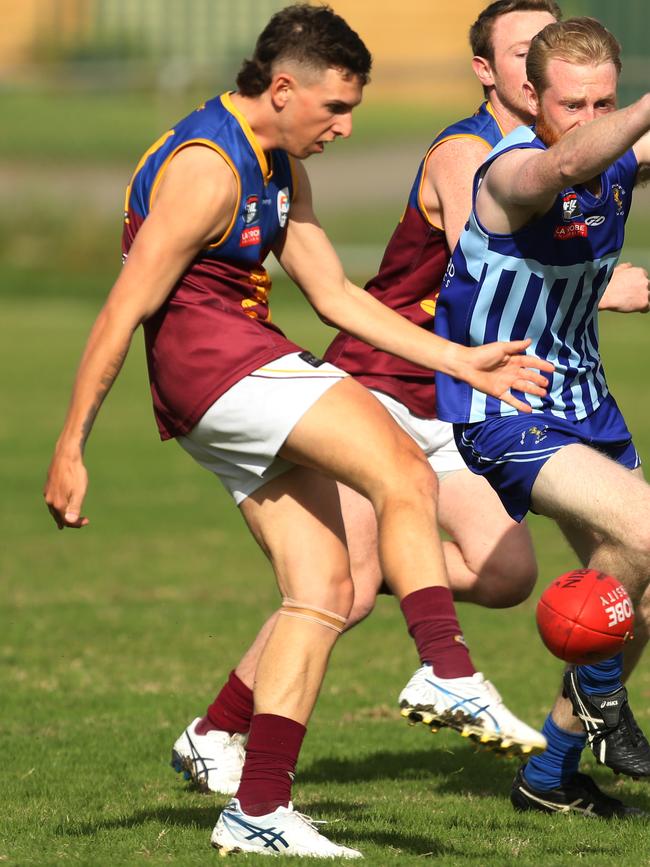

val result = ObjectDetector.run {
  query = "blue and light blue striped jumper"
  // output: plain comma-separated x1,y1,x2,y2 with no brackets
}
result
434,125,637,424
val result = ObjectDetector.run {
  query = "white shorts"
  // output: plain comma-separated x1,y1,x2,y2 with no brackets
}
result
369,390,466,479
177,352,347,504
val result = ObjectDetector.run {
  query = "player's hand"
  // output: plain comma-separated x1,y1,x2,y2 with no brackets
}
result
599,262,650,314
462,338,554,414
44,451,90,529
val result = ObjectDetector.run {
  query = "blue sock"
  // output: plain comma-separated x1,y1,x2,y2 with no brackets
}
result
576,653,623,696
523,714,586,791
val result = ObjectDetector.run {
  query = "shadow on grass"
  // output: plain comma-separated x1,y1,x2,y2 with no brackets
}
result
55,799,458,857
300,743,515,794
300,744,650,810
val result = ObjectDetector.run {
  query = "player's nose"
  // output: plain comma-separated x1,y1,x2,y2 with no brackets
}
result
333,113,353,139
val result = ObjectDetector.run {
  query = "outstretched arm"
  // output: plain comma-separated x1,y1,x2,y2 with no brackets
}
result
44,146,238,529
479,92,650,232
274,162,553,414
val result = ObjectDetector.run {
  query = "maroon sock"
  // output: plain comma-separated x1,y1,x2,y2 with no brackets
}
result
400,586,475,678
235,713,306,816
198,670,254,736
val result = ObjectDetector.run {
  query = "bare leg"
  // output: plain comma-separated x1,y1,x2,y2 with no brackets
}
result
531,449,650,769
438,469,537,608
234,614,278,690
280,379,447,601
240,465,353,724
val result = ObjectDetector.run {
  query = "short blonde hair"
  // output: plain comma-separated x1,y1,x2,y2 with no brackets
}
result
526,17,622,94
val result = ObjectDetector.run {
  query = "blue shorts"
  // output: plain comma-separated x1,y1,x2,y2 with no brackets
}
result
454,393,640,522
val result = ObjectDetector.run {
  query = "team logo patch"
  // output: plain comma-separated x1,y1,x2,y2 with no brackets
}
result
612,184,626,216
244,194,259,225
519,424,548,446
562,192,583,222
555,191,587,239
239,226,261,247
277,187,290,228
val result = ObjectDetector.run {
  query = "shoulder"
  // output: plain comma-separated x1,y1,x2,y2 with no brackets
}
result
431,103,503,152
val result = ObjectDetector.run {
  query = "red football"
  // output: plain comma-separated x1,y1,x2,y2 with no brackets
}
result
536,569,634,664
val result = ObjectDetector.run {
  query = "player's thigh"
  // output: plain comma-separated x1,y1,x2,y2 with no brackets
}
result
532,444,650,549
280,378,436,503
239,465,352,612
438,468,536,575
557,464,645,564
337,481,382,617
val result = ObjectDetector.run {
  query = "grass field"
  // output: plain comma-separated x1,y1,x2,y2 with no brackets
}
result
3,86,650,865
2,287,650,866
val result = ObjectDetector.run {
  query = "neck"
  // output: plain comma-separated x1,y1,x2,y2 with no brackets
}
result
485,91,533,135
229,92,277,152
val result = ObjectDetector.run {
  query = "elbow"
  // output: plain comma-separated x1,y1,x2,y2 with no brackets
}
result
557,159,580,187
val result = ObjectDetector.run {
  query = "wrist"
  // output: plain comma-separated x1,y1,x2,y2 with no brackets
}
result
55,431,85,460
438,341,469,378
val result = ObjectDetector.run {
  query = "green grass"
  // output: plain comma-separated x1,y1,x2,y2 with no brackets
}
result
3,294,650,865
3,82,650,862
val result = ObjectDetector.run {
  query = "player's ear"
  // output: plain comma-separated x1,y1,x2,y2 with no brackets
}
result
472,55,495,88
269,71,295,110
522,80,539,117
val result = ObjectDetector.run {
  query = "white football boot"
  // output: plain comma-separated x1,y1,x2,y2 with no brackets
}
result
171,717,246,794
211,798,362,858
398,665,547,758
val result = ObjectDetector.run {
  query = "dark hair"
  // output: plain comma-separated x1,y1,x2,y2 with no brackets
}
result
236,4,372,97
527,17,622,94
470,0,562,61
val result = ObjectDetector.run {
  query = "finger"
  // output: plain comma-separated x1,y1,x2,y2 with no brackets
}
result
63,515,89,529
47,502,64,530
63,506,88,528
500,392,533,413
500,338,532,354
517,355,555,373
511,379,547,397
513,368,551,388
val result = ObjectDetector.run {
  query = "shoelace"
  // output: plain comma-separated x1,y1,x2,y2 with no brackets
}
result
293,811,328,828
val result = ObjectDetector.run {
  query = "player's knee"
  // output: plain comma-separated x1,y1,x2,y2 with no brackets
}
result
284,563,355,620
346,588,376,628
384,442,438,506
321,572,355,620
470,556,538,608
282,572,355,634
630,529,650,571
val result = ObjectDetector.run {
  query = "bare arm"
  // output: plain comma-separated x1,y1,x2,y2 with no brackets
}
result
274,162,552,410
44,146,238,528
480,93,650,231
421,136,492,251
633,128,650,186
599,127,650,313
599,262,650,314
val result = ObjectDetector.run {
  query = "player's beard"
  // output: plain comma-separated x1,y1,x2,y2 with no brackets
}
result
534,109,561,147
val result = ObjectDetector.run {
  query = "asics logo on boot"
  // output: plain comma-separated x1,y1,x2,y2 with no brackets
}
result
600,700,620,709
